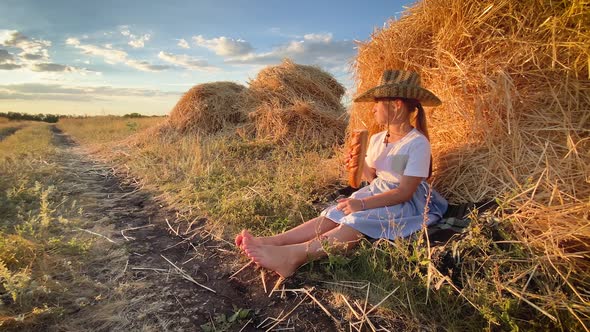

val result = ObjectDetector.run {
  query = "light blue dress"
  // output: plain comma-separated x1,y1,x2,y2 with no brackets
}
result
321,129,448,240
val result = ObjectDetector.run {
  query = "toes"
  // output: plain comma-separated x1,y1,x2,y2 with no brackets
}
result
245,249,261,263
243,232,255,249
234,234,243,247
242,230,253,241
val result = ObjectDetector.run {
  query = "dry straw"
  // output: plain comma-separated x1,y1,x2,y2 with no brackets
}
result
350,0,589,326
169,82,247,134
241,59,348,145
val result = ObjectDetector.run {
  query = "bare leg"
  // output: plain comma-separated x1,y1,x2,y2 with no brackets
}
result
235,216,338,247
242,224,364,278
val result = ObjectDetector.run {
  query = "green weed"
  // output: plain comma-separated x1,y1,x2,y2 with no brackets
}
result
200,306,251,332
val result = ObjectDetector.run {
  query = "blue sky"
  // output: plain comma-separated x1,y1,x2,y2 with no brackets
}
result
0,0,413,115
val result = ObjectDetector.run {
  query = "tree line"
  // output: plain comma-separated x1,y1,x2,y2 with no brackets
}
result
0,112,61,123
0,112,155,123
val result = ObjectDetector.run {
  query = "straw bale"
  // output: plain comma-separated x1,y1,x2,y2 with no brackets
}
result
242,59,347,145
351,0,589,204
169,82,247,134
351,0,590,315
244,98,347,145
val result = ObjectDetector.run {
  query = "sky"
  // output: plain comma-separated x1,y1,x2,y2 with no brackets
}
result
0,0,414,116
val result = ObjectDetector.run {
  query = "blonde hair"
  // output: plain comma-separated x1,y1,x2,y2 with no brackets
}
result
399,98,429,140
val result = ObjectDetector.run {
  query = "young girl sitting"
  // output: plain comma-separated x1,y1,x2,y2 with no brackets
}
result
235,70,448,278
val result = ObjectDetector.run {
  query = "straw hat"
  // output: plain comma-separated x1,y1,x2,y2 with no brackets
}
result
353,70,442,106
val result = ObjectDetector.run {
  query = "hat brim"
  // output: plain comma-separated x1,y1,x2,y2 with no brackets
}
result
353,83,442,106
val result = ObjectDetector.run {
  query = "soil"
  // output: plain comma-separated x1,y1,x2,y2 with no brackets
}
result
48,125,343,331
0,125,23,141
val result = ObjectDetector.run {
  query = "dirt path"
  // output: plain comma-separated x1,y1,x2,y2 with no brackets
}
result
49,126,339,331
0,125,24,141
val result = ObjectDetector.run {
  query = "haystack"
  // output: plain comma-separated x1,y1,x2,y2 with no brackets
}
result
242,59,347,145
351,0,589,325
169,82,246,134
351,0,588,213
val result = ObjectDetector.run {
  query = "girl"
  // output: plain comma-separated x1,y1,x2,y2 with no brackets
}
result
236,70,448,278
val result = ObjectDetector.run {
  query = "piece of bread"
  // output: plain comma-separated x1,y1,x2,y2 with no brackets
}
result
348,129,369,188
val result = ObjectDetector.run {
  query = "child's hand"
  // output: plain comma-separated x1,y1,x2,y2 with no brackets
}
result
344,152,353,170
336,198,364,215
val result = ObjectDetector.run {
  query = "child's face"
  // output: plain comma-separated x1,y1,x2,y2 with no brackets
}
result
372,98,408,126
372,99,390,125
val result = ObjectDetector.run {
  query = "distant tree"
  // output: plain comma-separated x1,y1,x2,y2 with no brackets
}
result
44,114,60,123
123,113,144,118
0,112,62,123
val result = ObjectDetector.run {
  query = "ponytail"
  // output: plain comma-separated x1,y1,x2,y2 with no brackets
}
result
403,99,432,178
416,103,433,178
415,103,429,141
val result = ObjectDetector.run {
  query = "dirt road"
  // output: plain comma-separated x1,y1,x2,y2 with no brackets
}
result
49,126,338,331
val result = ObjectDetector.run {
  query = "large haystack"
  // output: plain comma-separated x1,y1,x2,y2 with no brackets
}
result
351,0,589,324
169,82,246,134
351,0,588,217
242,59,347,145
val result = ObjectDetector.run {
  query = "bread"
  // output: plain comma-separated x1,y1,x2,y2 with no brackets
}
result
348,129,369,188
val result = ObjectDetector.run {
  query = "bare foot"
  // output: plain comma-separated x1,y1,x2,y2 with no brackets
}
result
234,229,246,247
242,237,302,278
235,229,267,248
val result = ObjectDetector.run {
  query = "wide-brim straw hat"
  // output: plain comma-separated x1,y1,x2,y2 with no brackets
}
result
353,70,442,106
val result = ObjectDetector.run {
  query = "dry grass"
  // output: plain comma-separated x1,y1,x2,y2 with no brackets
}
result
350,0,589,329
113,122,342,237
58,116,164,145
0,121,172,331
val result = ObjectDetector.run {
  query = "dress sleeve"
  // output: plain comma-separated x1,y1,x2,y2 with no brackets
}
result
365,132,381,169
403,138,431,178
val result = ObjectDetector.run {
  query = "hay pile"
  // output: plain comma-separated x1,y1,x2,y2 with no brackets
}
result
351,0,588,219
242,59,347,144
167,60,347,146
168,82,246,134
351,0,589,326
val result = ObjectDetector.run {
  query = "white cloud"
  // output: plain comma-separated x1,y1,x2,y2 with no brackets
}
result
30,63,75,72
303,33,333,43
157,51,217,71
66,37,127,64
0,49,14,63
191,32,354,69
177,38,190,49
0,83,180,101
20,53,45,61
66,37,169,72
128,36,150,48
0,30,51,60
119,25,151,48
0,48,23,69
0,63,22,70
192,35,253,57
225,32,355,68
126,59,170,72
0,31,82,72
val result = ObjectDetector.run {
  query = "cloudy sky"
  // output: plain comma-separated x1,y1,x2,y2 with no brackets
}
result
0,0,412,116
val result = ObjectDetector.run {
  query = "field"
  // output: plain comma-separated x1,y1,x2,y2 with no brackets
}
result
1,114,586,331
0,117,341,331
2,1,588,329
